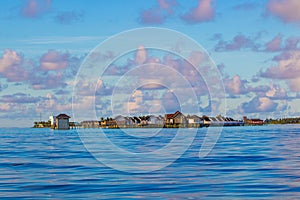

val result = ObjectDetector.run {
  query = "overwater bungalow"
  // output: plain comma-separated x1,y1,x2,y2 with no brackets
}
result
164,111,188,128
243,116,264,125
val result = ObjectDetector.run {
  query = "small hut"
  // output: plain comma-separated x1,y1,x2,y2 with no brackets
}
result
55,114,71,130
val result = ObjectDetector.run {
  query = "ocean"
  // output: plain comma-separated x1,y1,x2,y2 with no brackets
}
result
1,125,300,199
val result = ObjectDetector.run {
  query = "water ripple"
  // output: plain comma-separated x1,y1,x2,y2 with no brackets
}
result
0,125,300,199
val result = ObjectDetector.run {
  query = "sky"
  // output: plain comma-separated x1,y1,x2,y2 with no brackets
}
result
0,0,300,127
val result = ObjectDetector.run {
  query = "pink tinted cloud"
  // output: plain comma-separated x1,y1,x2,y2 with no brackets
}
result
267,0,300,23
158,0,177,14
31,71,67,90
140,0,177,24
265,34,283,52
215,33,299,52
240,96,278,113
0,103,10,112
225,75,248,96
21,0,51,18
182,0,215,23
162,90,180,113
40,50,69,71
140,7,166,24
265,84,287,100
284,37,300,50
286,78,300,92
0,49,28,82
261,51,300,79
214,34,258,51
36,93,72,114
135,46,147,65
265,35,300,52
260,51,300,92
1,93,45,104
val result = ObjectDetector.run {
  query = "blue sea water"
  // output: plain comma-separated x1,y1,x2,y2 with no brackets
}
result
1,125,300,199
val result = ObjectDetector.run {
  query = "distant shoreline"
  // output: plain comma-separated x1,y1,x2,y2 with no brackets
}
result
32,123,300,129
33,112,300,130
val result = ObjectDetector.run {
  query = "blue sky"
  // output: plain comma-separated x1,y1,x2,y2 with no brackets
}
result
0,0,300,127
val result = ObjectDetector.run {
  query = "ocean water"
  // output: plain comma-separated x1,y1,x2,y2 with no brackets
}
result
1,125,300,199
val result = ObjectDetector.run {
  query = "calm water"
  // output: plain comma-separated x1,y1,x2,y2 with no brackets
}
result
1,125,300,199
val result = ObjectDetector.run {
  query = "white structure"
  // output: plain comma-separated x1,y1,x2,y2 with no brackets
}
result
148,115,164,125
187,115,203,124
49,116,56,127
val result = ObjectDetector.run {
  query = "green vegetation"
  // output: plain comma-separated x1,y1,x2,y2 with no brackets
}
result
265,117,300,124
33,120,51,128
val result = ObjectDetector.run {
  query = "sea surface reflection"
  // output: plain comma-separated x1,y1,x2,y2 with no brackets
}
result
1,125,300,199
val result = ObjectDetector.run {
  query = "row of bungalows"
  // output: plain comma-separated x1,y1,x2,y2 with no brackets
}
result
81,119,118,128
113,115,164,128
165,111,244,128
202,115,244,127
79,111,245,129
81,120,100,128
80,115,165,128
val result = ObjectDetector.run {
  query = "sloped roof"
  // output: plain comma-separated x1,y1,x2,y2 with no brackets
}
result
165,111,184,119
187,115,201,119
165,114,174,119
250,118,263,121
56,113,71,119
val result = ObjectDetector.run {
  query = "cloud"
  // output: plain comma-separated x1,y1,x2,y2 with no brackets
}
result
240,96,278,113
135,46,147,65
214,33,299,52
0,103,11,112
126,90,144,114
34,50,80,90
36,93,72,114
267,0,300,24
138,83,166,90
158,0,176,14
140,7,166,24
162,90,180,112
31,71,67,90
265,84,288,100
214,34,259,51
224,75,248,96
286,77,300,92
260,51,300,79
139,0,177,24
0,49,77,89
264,35,300,52
248,85,270,97
55,11,84,24
28,50,80,90
260,51,300,92
21,0,51,18
40,50,69,71
284,37,300,51
265,34,283,52
75,80,101,96
0,92,66,123
0,49,28,82
182,0,215,23
1,93,45,104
